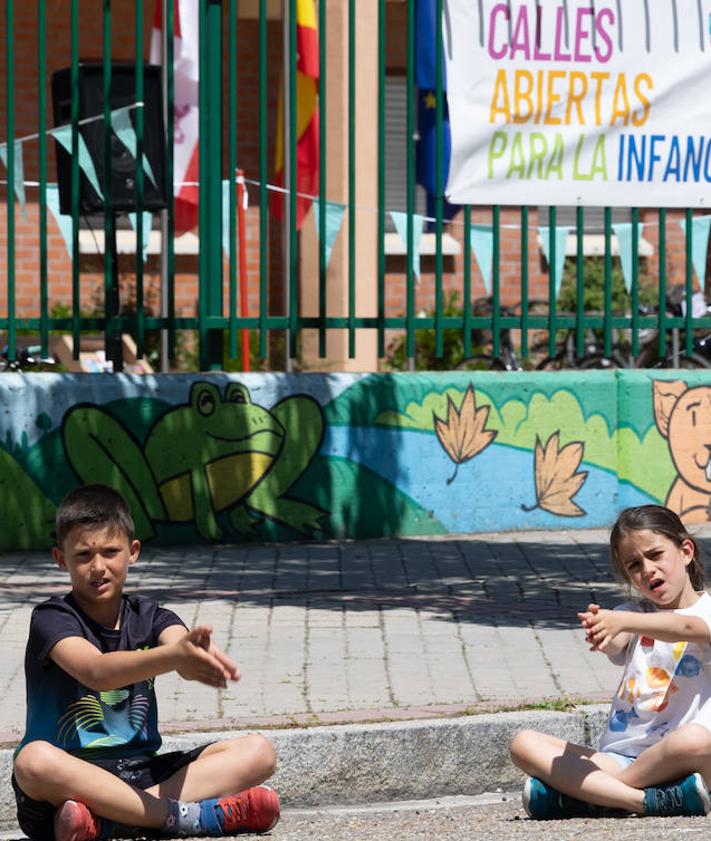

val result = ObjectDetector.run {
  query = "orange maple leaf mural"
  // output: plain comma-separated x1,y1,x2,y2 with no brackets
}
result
433,386,497,485
522,432,588,517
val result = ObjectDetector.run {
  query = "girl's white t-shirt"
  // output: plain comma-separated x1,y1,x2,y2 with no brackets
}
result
598,591,711,757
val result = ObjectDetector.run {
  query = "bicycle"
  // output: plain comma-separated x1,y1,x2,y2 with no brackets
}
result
614,290,711,370
534,326,624,370
455,298,548,371
0,344,57,372
534,287,711,371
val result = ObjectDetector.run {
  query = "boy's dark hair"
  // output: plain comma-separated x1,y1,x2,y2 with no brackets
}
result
56,484,135,547
610,504,705,591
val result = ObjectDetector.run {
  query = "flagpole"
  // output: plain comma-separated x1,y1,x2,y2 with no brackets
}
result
159,0,169,371
282,0,292,372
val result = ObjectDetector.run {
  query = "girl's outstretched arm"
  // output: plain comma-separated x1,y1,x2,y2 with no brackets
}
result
583,607,710,651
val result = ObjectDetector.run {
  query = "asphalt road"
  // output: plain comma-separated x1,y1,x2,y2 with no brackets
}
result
277,795,711,841
1,794,709,841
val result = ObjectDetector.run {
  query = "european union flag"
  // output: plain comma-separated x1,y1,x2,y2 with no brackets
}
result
415,0,459,224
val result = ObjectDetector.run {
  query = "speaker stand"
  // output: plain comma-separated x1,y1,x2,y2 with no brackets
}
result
107,212,124,373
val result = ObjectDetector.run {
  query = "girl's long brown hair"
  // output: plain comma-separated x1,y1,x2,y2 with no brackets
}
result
610,505,706,591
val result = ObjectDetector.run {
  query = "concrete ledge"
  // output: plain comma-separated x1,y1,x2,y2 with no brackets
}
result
0,706,609,824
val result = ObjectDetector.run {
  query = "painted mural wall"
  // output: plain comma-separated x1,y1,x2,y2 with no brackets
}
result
0,371,708,552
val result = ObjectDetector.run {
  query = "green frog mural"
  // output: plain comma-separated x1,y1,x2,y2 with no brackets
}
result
62,381,325,541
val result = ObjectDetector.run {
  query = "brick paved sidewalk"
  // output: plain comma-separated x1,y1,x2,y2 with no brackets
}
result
3,527,699,745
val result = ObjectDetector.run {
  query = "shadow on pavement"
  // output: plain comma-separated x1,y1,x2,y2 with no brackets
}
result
0,535,654,630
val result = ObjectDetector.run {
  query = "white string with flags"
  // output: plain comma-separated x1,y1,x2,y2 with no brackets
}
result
2,118,710,296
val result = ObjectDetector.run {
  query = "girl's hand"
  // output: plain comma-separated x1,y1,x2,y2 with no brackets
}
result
580,608,625,651
578,603,602,650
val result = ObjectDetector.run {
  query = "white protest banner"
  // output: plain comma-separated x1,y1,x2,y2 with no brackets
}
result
444,0,711,207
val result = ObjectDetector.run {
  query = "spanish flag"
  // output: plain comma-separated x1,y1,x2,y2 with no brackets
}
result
273,0,319,230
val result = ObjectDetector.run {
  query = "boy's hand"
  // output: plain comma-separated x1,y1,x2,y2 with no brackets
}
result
187,624,241,682
177,626,240,687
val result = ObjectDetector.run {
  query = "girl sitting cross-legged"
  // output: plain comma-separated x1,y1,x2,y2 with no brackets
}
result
510,504,711,819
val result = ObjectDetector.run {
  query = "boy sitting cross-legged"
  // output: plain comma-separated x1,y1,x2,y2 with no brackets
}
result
12,483,279,841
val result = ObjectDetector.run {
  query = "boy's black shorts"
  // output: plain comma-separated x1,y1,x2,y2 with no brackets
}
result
13,744,210,841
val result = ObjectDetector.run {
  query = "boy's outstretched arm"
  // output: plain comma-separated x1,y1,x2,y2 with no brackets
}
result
50,625,239,692
579,604,711,651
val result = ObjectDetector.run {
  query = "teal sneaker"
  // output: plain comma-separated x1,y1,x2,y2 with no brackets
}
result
643,773,711,817
522,777,594,819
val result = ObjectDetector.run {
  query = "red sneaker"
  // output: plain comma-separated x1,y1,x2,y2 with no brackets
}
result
53,800,102,841
216,785,280,834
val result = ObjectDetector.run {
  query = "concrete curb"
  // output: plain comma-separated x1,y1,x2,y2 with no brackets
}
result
0,705,609,825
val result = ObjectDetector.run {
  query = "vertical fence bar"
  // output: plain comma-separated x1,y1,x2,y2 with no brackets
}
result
492,206,500,357
228,0,237,360
520,206,529,357
197,0,208,367
5,0,15,360
38,0,48,356
433,0,443,358
405,0,415,365
165,0,176,362
318,0,327,357
575,206,584,358
547,207,557,357
197,0,225,370
463,206,472,357
288,0,298,361
135,0,145,358
603,206,612,358
658,208,667,357
631,207,640,358
685,207,694,357
377,0,385,359
70,0,81,358
102,1,115,365
347,0,356,357
258,0,268,360
206,0,223,369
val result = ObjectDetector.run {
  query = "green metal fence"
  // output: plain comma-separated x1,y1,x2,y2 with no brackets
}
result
1,1,709,372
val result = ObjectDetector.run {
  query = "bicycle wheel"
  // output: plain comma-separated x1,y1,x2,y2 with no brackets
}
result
577,353,626,370
537,353,623,371
536,354,574,371
659,352,711,370
456,355,508,371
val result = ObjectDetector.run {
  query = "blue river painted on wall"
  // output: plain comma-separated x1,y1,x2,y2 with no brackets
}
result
321,426,654,532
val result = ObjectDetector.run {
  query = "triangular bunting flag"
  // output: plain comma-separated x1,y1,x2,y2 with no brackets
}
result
679,215,711,287
111,106,158,188
0,141,27,218
313,200,346,269
469,225,494,294
612,223,644,294
390,211,425,280
45,183,74,257
127,211,152,264
539,226,570,299
50,125,104,200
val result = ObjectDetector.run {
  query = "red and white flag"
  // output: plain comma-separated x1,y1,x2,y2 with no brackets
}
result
150,0,199,235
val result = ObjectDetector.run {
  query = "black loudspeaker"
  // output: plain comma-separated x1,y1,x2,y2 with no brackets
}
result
51,63,167,214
